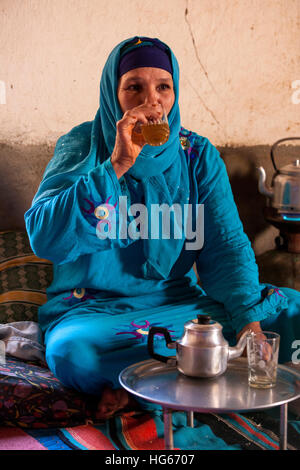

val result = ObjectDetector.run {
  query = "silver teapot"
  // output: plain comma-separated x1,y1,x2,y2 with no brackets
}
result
147,315,249,378
257,137,300,217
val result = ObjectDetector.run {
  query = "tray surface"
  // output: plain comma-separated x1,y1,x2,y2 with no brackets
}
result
119,358,300,412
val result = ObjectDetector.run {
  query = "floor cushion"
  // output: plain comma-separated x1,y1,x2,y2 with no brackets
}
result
0,355,101,428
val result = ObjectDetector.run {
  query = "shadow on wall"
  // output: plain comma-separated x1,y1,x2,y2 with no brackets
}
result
220,146,273,255
0,142,54,231
0,141,299,256
220,144,299,255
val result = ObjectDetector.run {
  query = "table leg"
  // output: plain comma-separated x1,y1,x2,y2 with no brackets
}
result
279,403,288,450
163,407,174,450
187,411,194,428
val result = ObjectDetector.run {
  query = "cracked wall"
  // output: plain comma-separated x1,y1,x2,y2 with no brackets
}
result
0,0,300,257
1,0,299,146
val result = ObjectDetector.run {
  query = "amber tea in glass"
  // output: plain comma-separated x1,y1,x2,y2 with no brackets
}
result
141,121,170,146
132,107,170,147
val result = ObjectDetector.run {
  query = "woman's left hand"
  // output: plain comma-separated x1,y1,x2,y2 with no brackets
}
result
237,322,273,361
237,321,262,340
237,321,262,357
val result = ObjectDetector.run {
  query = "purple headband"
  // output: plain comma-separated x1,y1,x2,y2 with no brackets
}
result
118,42,173,79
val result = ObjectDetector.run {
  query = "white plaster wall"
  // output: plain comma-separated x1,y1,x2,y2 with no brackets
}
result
0,0,300,146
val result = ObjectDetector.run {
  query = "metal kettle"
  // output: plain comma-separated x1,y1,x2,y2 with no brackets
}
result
257,137,300,218
147,315,249,378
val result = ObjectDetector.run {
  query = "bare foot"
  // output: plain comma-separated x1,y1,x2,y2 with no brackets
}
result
95,387,137,421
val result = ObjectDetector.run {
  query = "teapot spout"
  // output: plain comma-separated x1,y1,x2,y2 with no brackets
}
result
228,330,249,361
257,166,274,198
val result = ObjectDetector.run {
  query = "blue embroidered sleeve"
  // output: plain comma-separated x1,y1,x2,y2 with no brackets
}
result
24,123,133,265
194,138,288,333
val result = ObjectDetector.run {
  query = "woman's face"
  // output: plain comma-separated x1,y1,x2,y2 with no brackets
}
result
117,67,175,116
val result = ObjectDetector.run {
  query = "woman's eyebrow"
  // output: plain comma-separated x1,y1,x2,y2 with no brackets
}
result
122,76,142,84
123,76,172,84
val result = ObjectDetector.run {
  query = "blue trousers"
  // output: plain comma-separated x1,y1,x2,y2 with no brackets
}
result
44,287,300,396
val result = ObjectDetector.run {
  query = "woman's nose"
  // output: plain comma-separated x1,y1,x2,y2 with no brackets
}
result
144,89,161,107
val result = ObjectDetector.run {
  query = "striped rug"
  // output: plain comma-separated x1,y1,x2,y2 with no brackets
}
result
0,410,299,450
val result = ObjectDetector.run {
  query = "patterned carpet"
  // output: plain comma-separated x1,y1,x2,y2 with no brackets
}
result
0,231,299,451
0,409,299,450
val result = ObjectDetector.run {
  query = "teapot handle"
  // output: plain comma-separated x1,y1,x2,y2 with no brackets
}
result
147,327,176,364
271,137,300,172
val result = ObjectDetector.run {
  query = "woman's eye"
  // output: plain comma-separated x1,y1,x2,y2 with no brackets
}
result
127,84,141,91
158,84,170,91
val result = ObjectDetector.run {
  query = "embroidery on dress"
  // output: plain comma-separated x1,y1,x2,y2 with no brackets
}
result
81,195,117,238
179,128,200,160
63,288,97,305
267,288,285,298
113,321,175,343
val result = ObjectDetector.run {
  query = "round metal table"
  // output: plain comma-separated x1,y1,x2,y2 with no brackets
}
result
119,358,300,450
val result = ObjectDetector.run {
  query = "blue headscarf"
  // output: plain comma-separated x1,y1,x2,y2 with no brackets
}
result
97,36,190,280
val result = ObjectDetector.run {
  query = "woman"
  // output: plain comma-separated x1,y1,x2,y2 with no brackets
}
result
25,36,300,420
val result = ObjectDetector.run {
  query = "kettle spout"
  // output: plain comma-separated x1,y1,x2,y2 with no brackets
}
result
257,166,274,198
228,330,249,361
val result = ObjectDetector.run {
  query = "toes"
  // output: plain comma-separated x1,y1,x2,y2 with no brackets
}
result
95,387,131,420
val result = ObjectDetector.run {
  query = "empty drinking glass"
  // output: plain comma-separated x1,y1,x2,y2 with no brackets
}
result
247,331,280,389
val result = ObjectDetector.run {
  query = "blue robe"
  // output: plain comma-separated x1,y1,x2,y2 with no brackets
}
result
24,36,300,396
24,124,300,394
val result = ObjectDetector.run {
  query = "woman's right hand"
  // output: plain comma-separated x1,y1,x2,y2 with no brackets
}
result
110,103,163,179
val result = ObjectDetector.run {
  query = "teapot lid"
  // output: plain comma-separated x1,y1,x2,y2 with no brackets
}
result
185,314,223,331
280,160,300,176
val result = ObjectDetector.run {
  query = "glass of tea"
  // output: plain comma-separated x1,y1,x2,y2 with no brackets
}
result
141,107,170,146
132,107,170,147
